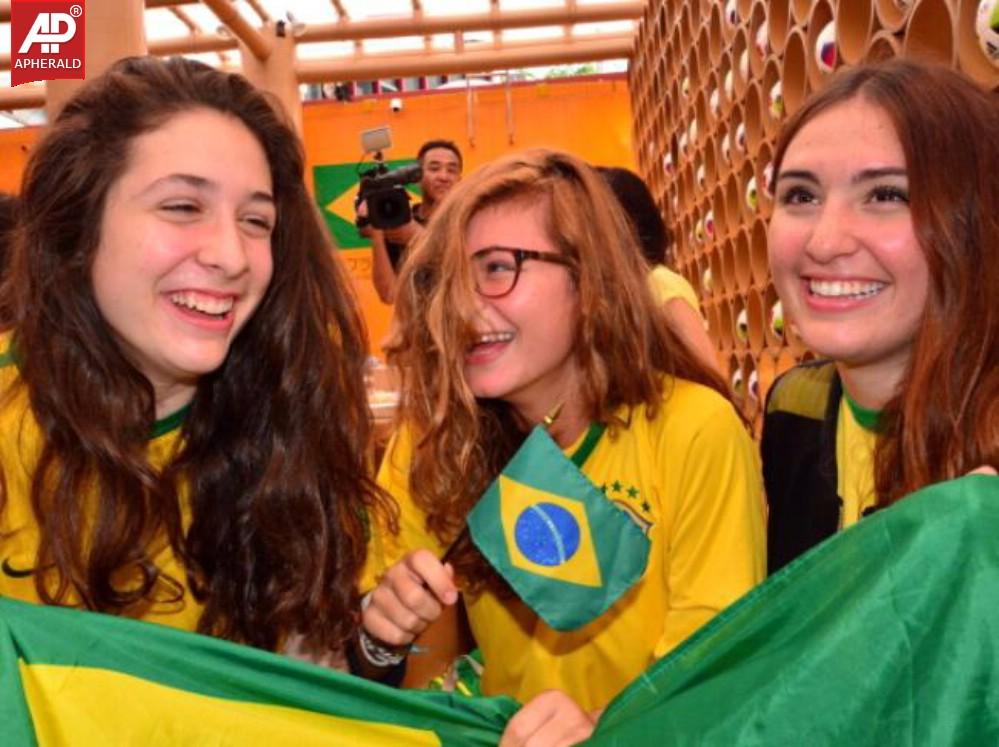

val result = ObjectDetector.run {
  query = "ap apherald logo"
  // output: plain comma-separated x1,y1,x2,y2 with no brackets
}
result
11,1,86,87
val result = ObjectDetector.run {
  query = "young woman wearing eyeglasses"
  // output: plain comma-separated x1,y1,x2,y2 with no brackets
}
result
356,150,765,745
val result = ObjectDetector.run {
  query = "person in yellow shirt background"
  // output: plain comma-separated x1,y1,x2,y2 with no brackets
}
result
597,165,720,376
357,149,765,746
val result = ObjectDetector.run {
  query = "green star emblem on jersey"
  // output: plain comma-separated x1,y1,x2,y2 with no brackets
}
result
311,161,420,249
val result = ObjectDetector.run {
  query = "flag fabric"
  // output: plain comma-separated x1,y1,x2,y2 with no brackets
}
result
467,426,651,632
0,597,517,746
587,474,999,746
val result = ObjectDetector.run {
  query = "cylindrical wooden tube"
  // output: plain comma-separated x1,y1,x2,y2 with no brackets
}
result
768,0,792,54
732,27,750,96
764,284,783,347
724,172,741,236
837,0,875,65
743,80,764,156
756,140,775,219
734,228,753,293
904,0,957,66
956,0,999,88
782,27,809,117
865,28,903,62
762,56,784,138
791,0,812,26
806,0,838,90
876,0,914,32
741,159,758,223
746,287,766,354
750,217,770,286
722,238,738,296
749,1,770,78
719,297,735,349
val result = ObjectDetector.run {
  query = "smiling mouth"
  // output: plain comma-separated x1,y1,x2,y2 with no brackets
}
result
168,291,235,319
807,279,886,300
468,331,515,350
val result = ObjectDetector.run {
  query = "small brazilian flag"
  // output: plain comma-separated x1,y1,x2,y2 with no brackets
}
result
467,426,650,631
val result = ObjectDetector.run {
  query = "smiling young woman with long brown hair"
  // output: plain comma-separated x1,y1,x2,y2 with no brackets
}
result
763,59,999,573
358,149,765,745
0,56,388,661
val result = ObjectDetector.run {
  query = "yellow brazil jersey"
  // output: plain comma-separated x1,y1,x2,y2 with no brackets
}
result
647,264,702,314
363,377,766,711
0,336,203,632
835,397,878,529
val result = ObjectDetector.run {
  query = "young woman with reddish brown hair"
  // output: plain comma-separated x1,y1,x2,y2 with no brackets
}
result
763,59,999,572
358,149,765,745
0,57,387,661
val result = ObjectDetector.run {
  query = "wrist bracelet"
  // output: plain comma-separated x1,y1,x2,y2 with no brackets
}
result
358,627,408,668
358,592,409,668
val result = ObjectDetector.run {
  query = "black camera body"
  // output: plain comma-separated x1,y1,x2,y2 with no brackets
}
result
355,162,422,230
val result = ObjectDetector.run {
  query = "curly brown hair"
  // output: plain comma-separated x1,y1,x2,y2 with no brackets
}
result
386,148,728,592
1,57,389,653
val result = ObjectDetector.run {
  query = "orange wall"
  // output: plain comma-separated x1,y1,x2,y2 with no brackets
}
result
0,75,634,356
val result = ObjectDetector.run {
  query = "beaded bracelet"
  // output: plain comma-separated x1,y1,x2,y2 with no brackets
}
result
358,592,409,668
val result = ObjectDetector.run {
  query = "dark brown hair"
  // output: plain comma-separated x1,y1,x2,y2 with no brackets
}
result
772,58,999,504
2,57,387,653
387,148,728,591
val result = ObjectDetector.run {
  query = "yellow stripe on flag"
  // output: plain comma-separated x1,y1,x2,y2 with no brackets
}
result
498,475,602,588
20,662,441,746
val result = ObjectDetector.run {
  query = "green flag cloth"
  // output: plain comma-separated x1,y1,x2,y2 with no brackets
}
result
0,597,517,746
467,426,651,632
587,474,999,746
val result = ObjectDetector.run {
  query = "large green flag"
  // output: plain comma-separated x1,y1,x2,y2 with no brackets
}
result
467,426,651,631
587,474,999,746
0,597,517,746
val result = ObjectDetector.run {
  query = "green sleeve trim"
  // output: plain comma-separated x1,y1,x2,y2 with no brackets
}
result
0,348,14,368
569,422,606,468
843,391,883,433
150,404,190,439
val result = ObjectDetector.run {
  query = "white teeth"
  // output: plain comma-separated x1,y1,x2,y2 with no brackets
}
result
476,331,515,344
808,279,886,299
169,291,234,316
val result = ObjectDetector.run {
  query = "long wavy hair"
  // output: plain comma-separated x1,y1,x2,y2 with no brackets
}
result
1,56,388,653
771,59,999,505
387,149,728,591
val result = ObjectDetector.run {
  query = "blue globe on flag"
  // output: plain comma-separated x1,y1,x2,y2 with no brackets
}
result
514,503,581,567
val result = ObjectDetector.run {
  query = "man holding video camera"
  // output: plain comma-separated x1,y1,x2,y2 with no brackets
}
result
358,140,463,304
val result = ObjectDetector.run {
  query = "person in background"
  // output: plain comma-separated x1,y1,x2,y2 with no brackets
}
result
358,149,765,745
366,139,463,304
0,57,388,668
598,166,721,376
763,59,998,573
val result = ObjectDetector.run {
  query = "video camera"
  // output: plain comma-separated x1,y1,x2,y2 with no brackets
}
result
355,126,422,230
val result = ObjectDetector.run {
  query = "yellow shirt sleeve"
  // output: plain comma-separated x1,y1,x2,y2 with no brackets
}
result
648,264,702,313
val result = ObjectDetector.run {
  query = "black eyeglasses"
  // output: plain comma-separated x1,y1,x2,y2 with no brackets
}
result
470,247,575,299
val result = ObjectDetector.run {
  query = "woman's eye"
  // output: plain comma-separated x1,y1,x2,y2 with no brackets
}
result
161,201,200,215
485,261,515,274
778,186,816,206
242,215,274,234
869,186,909,204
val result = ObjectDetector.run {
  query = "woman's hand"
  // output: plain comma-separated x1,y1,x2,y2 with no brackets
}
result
362,549,458,647
499,690,597,747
